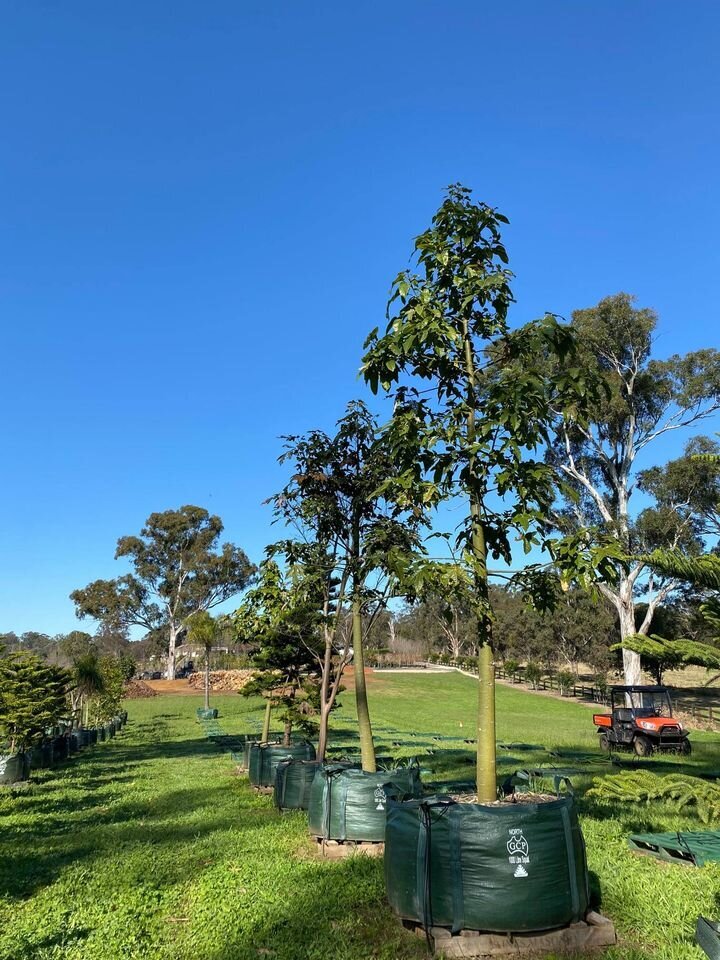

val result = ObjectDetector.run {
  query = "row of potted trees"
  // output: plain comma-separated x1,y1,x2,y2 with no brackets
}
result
0,651,128,786
224,186,613,940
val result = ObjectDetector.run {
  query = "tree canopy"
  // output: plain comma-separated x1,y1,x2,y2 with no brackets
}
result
71,505,254,679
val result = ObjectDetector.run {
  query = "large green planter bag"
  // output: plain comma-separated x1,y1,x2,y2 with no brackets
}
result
97,727,106,743
384,794,589,934
53,736,69,760
275,759,322,810
308,764,423,843
0,753,30,785
196,707,219,720
249,741,316,787
30,742,53,769
105,724,115,740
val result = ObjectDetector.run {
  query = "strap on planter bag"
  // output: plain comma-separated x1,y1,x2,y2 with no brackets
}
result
415,802,433,945
448,804,465,935
560,803,580,919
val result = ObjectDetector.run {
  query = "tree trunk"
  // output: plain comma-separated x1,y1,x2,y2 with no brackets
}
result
618,587,641,686
166,623,178,680
472,518,496,803
283,719,292,747
261,699,272,742
353,593,376,773
317,704,331,762
204,646,210,710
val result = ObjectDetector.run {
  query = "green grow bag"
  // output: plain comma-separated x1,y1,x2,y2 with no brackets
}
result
384,794,589,934
249,740,316,787
308,763,423,843
30,742,54,769
120,710,128,723
196,707,219,720
0,753,30,785
97,727,106,743
697,917,720,960
275,759,322,810
105,724,115,740
52,736,69,760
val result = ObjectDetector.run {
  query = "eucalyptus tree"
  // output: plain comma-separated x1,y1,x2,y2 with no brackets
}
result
71,506,254,679
544,293,720,684
361,185,604,801
271,401,425,771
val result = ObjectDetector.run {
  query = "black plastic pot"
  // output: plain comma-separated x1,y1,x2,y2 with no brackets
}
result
248,740,316,787
384,793,590,934
275,759,322,810
308,763,423,842
0,753,30,785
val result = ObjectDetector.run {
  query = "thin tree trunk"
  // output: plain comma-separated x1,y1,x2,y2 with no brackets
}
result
261,699,272,742
317,704,331,761
463,313,496,803
353,594,376,773
166,623,178,680
283,719,292,747
204,646,210,710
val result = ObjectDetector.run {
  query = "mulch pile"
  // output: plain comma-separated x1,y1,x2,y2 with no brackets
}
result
124,679,159,699
187,669,255,693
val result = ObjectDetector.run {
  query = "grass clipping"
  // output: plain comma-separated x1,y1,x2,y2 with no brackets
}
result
588,771,720,823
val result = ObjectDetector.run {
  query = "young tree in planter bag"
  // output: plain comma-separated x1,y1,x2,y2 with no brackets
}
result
270,401,425,772
235,559,323,746
0,654,71,755
185,610,220,712
71,506,255,679
362,185,610,801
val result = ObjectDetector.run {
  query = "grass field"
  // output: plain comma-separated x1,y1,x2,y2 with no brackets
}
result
1,672,720,959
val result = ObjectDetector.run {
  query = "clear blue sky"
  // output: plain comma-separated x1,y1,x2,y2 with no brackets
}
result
2,1,719,635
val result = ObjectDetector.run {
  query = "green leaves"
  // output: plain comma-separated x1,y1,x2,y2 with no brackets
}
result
0,654,71,753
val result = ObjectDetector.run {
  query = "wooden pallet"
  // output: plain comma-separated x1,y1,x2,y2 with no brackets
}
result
313,838,384,859
405,911,616,957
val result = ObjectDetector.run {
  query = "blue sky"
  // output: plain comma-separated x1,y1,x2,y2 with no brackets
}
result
1,1,719,635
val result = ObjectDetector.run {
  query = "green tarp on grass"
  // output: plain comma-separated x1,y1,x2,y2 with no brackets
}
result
629,832,720,866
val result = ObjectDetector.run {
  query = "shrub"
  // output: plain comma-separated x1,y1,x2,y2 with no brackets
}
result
524,661,543,690
0,654,71,754
503,658,519,679
556,670,575,696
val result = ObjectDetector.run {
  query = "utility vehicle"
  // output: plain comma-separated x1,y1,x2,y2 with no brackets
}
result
593,685,691,756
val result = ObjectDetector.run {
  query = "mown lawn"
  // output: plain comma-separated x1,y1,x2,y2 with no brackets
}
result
1,672,719,959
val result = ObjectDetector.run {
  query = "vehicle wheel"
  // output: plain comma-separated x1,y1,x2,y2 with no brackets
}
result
633,736,653,757
599,733,610,752
680,739,692,756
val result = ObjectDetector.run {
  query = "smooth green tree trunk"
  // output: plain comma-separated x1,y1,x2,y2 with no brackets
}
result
353,595,376,772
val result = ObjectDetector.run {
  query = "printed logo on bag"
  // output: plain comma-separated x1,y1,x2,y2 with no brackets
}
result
374,787,387,811
507,828,530,877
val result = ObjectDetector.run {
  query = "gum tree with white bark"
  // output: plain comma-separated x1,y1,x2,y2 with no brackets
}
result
543,294,720,684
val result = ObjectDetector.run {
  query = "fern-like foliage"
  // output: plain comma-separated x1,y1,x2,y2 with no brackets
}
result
588,771,720,824
644,550,720,592
614,633,720,669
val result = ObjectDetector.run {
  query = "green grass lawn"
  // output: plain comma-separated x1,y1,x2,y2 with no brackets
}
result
1,673,720,959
